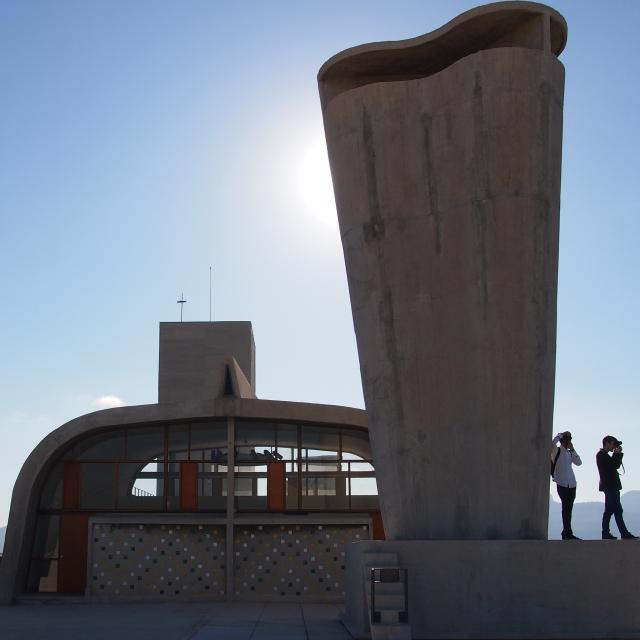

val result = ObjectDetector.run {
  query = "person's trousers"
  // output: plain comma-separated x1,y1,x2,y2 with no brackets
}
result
602,488,631,536
556,484,576,537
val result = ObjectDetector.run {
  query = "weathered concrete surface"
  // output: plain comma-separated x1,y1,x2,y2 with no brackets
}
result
346,540,640,639
319,3,565,541
158,322,256,403
0,602,351,640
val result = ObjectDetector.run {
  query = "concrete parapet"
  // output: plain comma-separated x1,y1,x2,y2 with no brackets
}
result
345,539,640,639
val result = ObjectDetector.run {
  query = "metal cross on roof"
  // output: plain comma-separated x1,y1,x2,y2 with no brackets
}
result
177,292,187,322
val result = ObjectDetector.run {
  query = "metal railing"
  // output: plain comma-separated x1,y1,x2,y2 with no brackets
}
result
132,486,155,497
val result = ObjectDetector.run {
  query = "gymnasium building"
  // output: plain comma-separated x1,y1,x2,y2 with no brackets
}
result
0,322,382,603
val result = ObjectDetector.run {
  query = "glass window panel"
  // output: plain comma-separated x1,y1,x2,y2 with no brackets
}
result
301,426,339,460
236,421,276,444
166,463,180,510
197,463,226,510
301,483,348,509
237,446,277,461
301,458,348,509
190,421,227,461
349,477,378,495
342,428,372,460
199,462,227,473
211,464,228,473
234,477,253,497
168,424,188,461
234,462,268,510
304,477,337,496
32,515,59,559
73,430,125,460
303,461,343,474
117,462,164,510
286,466,299,510
277,447,297,462
276,423,298,459
348,462,375,473
349,476,379,510
235,464,268,473
80,463,116,509
198,478,227,511
127,426,164,461
235,474,267,510
27,559,58,593
40,463,63,509
306,460,340,472
209,448,228,463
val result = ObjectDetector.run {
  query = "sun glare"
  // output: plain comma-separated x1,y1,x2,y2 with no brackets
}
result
297,138,338,226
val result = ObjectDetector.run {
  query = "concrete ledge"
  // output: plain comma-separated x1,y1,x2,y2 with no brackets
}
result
318,1,567,109
345,540,640,639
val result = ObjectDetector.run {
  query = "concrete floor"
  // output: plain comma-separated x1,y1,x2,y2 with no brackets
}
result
0,601,353,639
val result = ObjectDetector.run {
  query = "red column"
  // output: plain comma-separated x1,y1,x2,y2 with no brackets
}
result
267,461,286,512
180,462,198,510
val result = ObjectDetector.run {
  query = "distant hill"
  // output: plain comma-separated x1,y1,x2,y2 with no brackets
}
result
549,490,640,539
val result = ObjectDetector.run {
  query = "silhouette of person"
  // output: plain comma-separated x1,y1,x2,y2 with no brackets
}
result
597,436,638,540
551,431,582,540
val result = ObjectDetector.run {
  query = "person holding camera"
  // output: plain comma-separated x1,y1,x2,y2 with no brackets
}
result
551,431,582,540
597,436,638,540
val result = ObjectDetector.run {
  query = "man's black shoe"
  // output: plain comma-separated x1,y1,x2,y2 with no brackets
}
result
621,533,639,540
563,534,581,540
602,532,617,540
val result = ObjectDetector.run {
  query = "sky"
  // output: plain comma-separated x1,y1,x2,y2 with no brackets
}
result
1,0,639,527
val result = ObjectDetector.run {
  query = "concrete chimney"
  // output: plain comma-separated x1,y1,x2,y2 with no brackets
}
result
158,321,255,404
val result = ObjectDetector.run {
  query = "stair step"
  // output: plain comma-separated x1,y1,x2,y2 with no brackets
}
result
372,582,404,596
362,555,411,638
373,594,406,609
377,609,407,623
370,623,412,640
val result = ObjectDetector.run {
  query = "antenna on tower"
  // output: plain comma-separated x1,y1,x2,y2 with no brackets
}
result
177,292,187,322
209,266,212,322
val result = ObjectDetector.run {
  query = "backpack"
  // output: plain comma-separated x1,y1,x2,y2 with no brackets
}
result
550,447,561,477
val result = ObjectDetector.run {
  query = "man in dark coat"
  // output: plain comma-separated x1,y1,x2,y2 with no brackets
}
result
596,436,638,540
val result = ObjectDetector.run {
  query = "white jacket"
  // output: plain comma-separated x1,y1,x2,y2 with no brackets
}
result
551,436,582,488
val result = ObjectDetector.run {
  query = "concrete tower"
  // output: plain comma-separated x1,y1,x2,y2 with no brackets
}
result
319,1,566,541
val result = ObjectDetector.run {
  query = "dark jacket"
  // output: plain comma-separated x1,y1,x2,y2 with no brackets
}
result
596,449,623,491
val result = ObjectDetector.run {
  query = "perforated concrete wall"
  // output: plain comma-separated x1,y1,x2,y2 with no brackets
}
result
89,523,226,600
88,520,369,602
234,523,369,601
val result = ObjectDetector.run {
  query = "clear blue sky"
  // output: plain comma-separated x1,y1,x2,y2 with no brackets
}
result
1,0,639,526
